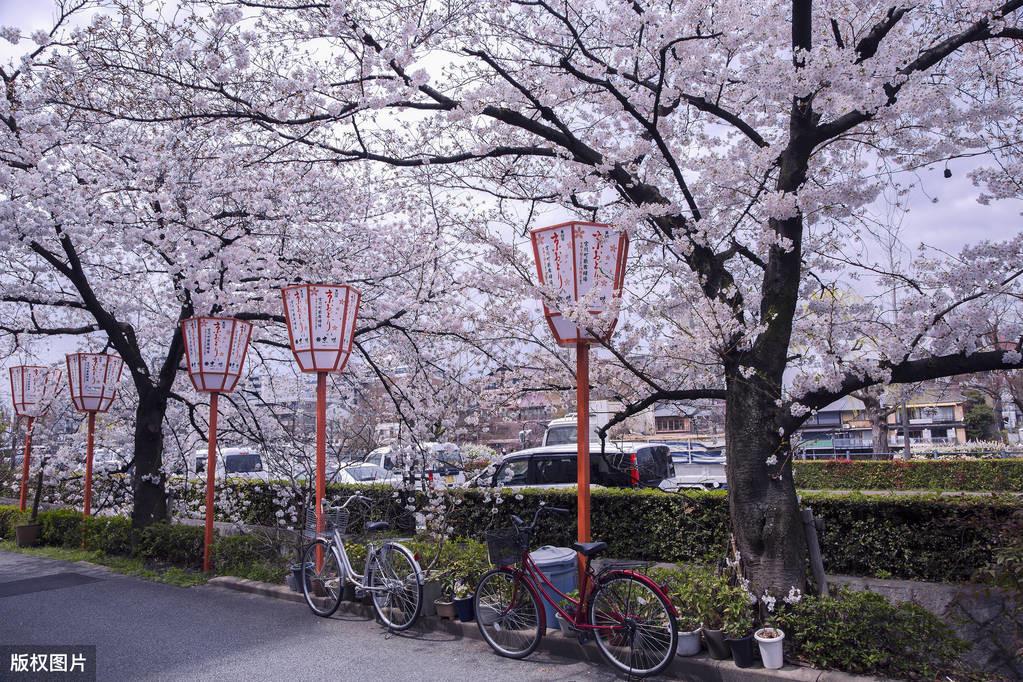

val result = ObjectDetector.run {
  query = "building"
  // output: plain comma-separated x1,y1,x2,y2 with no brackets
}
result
886,390,967,447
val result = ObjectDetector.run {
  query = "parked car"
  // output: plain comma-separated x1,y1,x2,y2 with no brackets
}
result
660,445,728,491
332,462,401,486
92,448,128,474
367,442,466,488
475,442,673,490
193,447,269,480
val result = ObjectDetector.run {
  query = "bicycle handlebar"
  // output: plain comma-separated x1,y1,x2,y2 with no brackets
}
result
332,493,372,511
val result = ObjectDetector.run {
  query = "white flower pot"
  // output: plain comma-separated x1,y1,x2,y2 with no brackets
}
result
676,627,702,656
755,627,785,669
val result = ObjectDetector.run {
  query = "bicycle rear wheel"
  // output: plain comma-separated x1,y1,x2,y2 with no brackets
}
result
301,539,343,617
474,568,543,659
588,572,678,677
367,542,423,631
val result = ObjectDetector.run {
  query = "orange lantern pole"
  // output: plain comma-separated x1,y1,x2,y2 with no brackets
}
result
84,412,95,516
17,417,35,512
66,352,123,517
530,222,629,583
181,317,253,573
204,392,219,572
281,284,361,567
576,342,591,547
10,365,62,511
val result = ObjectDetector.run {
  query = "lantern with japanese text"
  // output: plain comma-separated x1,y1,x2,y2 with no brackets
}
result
530,221,629,346
529,222,629,580
9,365,62,512
66,353,124,517
180,316,253,572
281,284,361,556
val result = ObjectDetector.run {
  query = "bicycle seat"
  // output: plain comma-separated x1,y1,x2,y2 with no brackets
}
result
364,521,390,533
572,541,608,558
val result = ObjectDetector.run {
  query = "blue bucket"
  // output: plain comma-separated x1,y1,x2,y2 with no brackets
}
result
529,546,577,630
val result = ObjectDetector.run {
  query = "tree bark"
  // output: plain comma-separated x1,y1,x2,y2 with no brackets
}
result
130,388,170,528
724,372,807,596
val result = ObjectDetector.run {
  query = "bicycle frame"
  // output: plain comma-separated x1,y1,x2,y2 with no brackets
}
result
327,528,389,593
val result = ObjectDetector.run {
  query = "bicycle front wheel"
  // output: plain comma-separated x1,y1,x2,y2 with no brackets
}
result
474,568,543,659
301,539,343,617
367,542,423,631
588,572,678,677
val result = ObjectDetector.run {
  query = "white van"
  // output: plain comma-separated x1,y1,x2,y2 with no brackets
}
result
193,447,269,481
367,442,466,488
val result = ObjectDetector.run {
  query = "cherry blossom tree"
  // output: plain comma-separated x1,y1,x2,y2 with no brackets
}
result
4,0,1023,595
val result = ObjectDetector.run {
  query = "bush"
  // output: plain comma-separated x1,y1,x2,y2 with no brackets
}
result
212,534,288,583
778,587,968,680
135,523,205,569
82,516,132,556
792,459,1023,492
38,509,85,547
0,505,28,539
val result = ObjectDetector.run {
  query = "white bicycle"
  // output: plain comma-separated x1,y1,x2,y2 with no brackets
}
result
300,493,424,631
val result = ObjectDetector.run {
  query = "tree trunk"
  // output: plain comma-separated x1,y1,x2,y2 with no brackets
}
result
725,373,807,597
131,390,169,528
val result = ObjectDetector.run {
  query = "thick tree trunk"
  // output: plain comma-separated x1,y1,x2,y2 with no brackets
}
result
131,390,169,528
725,373,807,597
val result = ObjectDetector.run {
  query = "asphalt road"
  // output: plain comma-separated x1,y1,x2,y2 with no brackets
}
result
0,550,620,682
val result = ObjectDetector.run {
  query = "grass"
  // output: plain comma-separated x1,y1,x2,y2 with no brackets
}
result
0,540,208,588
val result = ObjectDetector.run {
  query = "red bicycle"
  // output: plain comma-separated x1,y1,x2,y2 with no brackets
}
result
474,506,678,678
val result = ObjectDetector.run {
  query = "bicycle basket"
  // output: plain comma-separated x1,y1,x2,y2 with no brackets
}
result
485,527,523,566
305,507,349,537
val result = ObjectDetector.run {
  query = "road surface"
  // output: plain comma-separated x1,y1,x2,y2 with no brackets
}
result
0,550,619,681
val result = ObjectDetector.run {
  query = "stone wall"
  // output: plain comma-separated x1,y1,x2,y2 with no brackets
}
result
832,574,1021,680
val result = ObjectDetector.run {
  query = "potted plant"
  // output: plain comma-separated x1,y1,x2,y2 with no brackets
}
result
754,626,785,669
554,589,581,633
722,590,756,668
434,584,456,620
700,577,731,660
15,466,45,548
663,570,703,656
452,579,475,621
288,561,314,593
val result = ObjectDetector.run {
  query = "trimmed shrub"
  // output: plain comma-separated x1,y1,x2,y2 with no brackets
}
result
83,516,133,556
792,459,1023,492
38,509,85,547
135,523,205,569
212,534,288,584
0,505,28,539
777,587,968,680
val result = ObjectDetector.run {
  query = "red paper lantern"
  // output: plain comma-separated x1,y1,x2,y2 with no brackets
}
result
530,221,629,346
9,365,62,418
66,353,123,413
281,284,361,372
181,317,252,393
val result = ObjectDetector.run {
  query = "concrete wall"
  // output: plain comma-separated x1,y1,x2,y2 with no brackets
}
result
832,575,1021,679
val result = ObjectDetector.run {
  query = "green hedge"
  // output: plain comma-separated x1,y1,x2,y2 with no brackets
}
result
6,483,1022,584
792,459,1023,491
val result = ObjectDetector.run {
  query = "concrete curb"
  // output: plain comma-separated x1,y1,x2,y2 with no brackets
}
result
207,576,886,681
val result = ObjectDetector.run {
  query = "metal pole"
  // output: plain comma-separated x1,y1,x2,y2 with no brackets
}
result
901,402,911,459
203,392,219,572
18,417,35,512
576,341,591,583
316,371,327,569
83,412,95,517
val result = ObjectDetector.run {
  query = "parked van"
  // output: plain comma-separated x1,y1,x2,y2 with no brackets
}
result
366,442,466,488
477,442,672,490
193,447,268,480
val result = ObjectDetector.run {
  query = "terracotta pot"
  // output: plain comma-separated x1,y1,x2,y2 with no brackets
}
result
435,599,456,620
15,523,40,548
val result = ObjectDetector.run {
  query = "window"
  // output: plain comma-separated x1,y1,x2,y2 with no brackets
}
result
224,454,262,473
495,459,530,486
347,465,386,481
534,456,576,485
545,426,576,446
195,457,205,474
656,416,685,432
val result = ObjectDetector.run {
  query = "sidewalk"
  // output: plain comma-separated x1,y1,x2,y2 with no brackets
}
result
208,575,885,682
